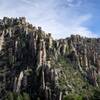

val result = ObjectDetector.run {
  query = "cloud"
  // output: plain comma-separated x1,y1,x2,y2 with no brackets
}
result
0,0,98,39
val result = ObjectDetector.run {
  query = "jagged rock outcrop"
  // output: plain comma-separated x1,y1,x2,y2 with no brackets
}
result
0,17,100,100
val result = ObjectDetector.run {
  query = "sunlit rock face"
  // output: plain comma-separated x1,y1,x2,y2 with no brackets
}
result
0,17,100,100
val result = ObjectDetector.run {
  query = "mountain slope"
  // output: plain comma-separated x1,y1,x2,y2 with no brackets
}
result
0,17,100,100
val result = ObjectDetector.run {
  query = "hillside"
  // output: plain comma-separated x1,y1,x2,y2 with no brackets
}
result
0,17,100,100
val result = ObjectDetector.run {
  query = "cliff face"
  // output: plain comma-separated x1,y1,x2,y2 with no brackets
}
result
0,17,100,100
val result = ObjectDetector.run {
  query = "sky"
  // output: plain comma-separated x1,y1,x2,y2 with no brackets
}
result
0,0,100,39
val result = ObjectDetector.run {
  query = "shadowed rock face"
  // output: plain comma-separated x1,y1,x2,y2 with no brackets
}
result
0,17,100,100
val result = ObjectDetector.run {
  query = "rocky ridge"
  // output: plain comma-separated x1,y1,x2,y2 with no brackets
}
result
0,17,100,100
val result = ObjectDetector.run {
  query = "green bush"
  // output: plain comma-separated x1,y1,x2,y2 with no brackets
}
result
6,92,31,100
93,89,100,100
17,94,23,100
22,92,31,100
7,92,14,100
63,94,83,100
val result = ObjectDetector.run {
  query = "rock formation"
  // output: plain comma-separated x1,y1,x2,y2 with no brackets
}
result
0,17,100,100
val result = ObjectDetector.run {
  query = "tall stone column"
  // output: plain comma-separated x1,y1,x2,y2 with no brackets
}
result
38,39,46,66
59,91,62,100
83,46,88,69
48,33,53,49
0,30,4,51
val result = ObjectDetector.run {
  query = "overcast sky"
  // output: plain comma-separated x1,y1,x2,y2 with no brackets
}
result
0,0,100,39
